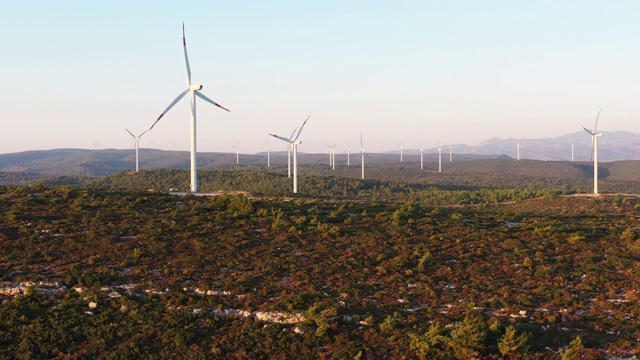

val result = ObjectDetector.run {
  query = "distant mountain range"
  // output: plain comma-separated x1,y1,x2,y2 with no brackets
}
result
1,131,640,180
400,130,640,161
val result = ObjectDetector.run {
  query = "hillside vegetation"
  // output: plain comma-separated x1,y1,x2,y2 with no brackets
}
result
2,180,640,358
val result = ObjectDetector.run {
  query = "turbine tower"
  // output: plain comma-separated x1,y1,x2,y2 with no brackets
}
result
331,145,336,170
326,143,336,169
360,132,366,180
346,142,351,166
583,108,603,195
232,141,239,164
437,140,443,173
285,126,298,178
449,144,453,162
149,23,229,193
571,143,574,162
516,140,520,161
269,116,310,194
419,141,424,170
398,141,404,162
266,139,270,167
125,128,148,173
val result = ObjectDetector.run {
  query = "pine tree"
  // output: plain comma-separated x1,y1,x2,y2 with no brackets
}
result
559,336,583,360
498,325,529,358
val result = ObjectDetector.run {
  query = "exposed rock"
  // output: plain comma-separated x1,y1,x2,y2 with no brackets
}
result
254,311,306,324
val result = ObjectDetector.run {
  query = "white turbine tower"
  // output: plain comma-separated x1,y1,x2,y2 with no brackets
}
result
125,128,148,173
516,140,520,161
449,144,453,162
266,139,271,167
232,141,239,164
148,23,230,193
419,141,424,170
327,144,336,170
437,140,443,173
269,116,310,194
360,132,366,180
583,108,603,195
571,143,574,162
285,126,298,178
346,142,351,166
332,145,336,170
398,141,404,162
325,143,335,169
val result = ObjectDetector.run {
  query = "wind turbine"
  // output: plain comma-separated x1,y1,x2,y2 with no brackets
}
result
232,141,239,164
437,140,442,173
516,140,520,161
266,139,271,167
125,128,148,173
449,144,453,162
269,115,310,194
332,145,336,170
571,143,574,162
583,108,603,195
285,126,298,178
346,142,351,166
398,141,404,162
148,23,230,193
419,141,424,170
360,132,366,180
327,144,337,170
325,143,336,169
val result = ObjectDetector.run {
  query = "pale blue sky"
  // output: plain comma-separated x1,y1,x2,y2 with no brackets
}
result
1,1,639,154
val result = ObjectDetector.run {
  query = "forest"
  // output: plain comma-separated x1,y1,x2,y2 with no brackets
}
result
1,168,640,358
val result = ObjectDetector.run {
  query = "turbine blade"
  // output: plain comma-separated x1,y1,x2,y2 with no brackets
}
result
183,23,191,86
293,115,311,141
125,127,136,139
360,132,363,148
149,89,189,130
289,126,299,139
195,92,230,112
593,107,602,133
268,133,292,143
583,127,594,135
138,129,149,138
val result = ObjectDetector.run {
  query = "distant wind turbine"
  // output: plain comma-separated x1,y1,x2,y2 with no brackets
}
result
266,139,270,167
148,23,229,193
449,144,453,162
516,140,520,161
125,128,148,173
326,143,336,169
360,132,366,179
285,126,298,178
346,142,351,166
437,140,442,173
571,143,574,162
398,141,404,162
420,141,424,170
232,141,239,164
583,108,603,195
269,115,310,194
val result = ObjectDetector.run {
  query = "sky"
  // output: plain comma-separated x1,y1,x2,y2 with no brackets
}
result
2,1,640,155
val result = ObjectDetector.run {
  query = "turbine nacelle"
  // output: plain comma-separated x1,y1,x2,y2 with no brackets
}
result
189,85,203,91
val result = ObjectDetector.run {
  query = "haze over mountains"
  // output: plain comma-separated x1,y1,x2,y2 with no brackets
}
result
400,130,640,161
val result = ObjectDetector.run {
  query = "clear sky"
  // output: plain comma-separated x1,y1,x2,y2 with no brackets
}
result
2,1,639,154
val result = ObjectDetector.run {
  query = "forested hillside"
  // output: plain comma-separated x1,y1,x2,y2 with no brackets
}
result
2,184,640,358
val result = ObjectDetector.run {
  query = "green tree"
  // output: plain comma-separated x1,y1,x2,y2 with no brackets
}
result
448,314,487,360
559,336,583,360
409,322,448,359
497,325,529,358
